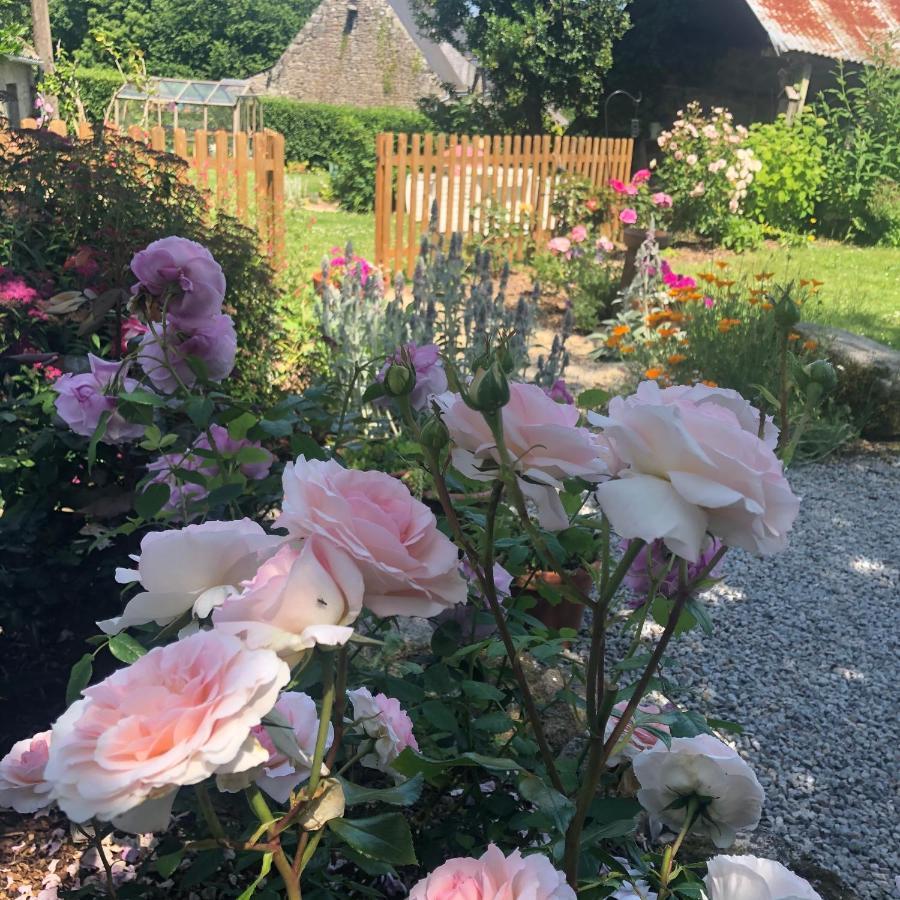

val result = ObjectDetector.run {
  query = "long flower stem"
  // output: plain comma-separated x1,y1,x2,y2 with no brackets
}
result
307,651,336,797
246,786,301,900
657,798,699,900
194,783,226,841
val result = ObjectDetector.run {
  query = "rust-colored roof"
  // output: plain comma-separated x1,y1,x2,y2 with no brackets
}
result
743,0,900,63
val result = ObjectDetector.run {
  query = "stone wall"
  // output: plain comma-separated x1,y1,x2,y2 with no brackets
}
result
261,0,443,109
0,59,36,128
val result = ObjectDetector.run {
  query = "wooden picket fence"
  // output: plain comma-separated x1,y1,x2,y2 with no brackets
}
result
375,132,634,276
17,118,285,268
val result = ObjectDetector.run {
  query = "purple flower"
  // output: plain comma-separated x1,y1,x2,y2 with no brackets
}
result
145,424,274,518
622,537,724,605
0,268,41,305
130,237,226,327
460,560,514,600
138,314,237,393
377,342,448,411
544,379,575,405
52,354,147,443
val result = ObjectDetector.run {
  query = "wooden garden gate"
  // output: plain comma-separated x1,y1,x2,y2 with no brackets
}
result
375,132,634,276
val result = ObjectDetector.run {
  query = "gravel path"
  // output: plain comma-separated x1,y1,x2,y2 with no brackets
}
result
662,451,900,898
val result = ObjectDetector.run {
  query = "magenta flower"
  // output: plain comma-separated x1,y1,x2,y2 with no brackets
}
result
661,261,696,289
619,208,638,225
609,178,627,194
376,342,448,411
632,168,652,184
130,237,226,326
194,424,275,481
0,268,40,305
138,314,237,393
545,378,575,405
52,354,146,444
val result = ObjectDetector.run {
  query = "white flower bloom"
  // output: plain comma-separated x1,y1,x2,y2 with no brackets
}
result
704,854,822,899
347,687,418,779
632,734,765,848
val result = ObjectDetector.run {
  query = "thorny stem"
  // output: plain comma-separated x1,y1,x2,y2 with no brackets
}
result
194,783,226,841
246,786,301,900
325,647,349,772
307,652,336,798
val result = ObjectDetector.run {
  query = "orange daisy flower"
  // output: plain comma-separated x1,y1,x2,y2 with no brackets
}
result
645,368,664,379
667,353,687,365
657,326,677,338
612,324,631,336
754,272,774,281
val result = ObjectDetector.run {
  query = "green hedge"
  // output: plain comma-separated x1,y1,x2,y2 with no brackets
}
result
76,67,122,122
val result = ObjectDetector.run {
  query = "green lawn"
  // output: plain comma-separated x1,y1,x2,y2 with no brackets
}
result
666,240,900,349
284,205,375,280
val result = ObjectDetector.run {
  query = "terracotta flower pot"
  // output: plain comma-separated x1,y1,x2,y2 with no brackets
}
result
620,226,671,288
518,567,594,634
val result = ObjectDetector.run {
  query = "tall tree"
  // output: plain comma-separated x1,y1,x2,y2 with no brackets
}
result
48,0,318,79
412,0,632,131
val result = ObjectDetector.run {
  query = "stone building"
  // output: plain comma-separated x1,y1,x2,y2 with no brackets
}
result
252,0,479,109
0,52,40,127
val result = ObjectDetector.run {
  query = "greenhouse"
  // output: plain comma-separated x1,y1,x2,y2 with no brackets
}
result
110,76,263,133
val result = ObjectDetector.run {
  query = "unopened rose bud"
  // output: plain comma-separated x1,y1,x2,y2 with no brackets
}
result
496,342,516,375
419,415,450,451
774,299,801,330
805,359,837,393
384,363,416,397
468,362,510,412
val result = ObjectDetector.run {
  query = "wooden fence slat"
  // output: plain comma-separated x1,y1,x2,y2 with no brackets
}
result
406,132,422,276
393,133,408,275
214,130,229,210
254,131,270,253
455,134,469,239
433,134,447,237
235,131,249,225
173,127,188,160
194,129,209,189
421,132,434,235
374,133,387,266
150,125,165,152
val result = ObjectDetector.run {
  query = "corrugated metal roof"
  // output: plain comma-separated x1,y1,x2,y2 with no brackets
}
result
742,0,900,63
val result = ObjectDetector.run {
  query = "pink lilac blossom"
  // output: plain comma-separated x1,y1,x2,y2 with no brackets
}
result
137,314,237,393
130,236,226,326
376,342,448,411
0,731,54,814
52,354,146,444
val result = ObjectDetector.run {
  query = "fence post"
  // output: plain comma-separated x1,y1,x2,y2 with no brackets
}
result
268,130,285,269
374,133,386,268
254,131,270,255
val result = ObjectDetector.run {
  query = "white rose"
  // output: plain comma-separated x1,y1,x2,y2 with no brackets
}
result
633,734,764,848
704,854,822,899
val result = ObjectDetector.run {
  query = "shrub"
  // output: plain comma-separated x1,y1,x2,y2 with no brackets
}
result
865,176,900,246
654,102,762,246
745,112,827,233
815,46,900,242
73,67,122,122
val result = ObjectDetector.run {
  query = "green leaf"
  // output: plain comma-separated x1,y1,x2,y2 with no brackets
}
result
391,749,523,780
154,849,184,879
577,388,609,409
87,409,112,471
227,412,258,440
685,598,713,635
460,680,504,702
66,653,93,704
518,774,575,833
236,852,272,900
124,388,167,406
289,434,328,459
707,716,744,734
185,397,215,429
135,482,171,520
419,700,458,733
339,773,424,807
472,711,514,733
234,445,272,465
361,382,386,403
328,813,417,866
207,481,246,507
108,633,148,664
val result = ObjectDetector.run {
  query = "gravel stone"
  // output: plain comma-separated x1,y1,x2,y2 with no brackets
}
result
661,453,900,898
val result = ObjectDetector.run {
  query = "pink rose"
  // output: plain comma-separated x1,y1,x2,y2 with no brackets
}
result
619,208,638,225
98,519,283,634
547,236,571,255
632,168,652,184
604,702,670,766
138,314,237,393
590,381,798,561
651,192,673,208
596,236,615,254
377,342,448,411
251,692,332,804
347,687,418,776
44,630,289,832
213,537,364,662
194,424,275,481
609,178,627,194
409,844,576,900
274,457,466,618
623,183,639,196
438,382,609,530
686,153,698,166
52,354,146,444
0,731,53,814
130,236,226,326
569,225,588,244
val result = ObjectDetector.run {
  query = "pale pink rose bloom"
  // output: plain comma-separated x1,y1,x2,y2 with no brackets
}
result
729,197,741,213
437,382,610,531
590,380,797,561
619,208,638,225
725,166,739,182
409,844,576,900
548,236,571,255
0,731,53,814
99,519,283,634
274,457,466,618
138,314,237,393
569,225,588,243
633,734,764,848
703,124,718,140
348,687,418,776
704,855,822,899
651,192,673,208
686,153,698,166
596,236,615,253
213,537,364,663
251,692,332,805
624,183,639,195
673,150,684,161
44,630,289,832
690,181,706,197
52,354,146,443
603,702,670,766
130,236,226,327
